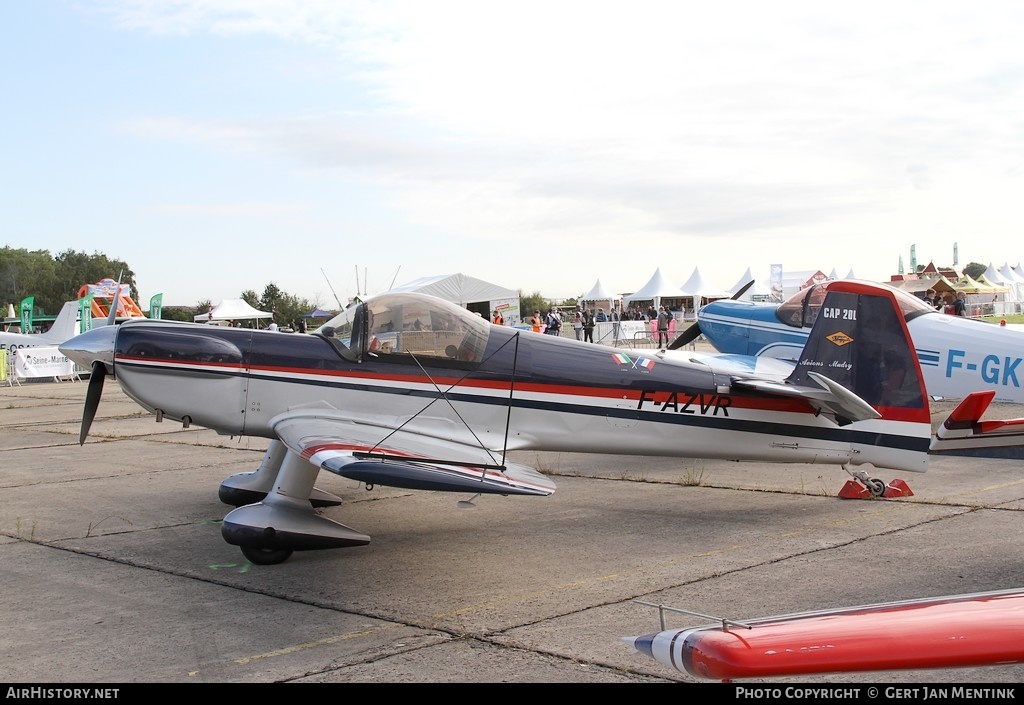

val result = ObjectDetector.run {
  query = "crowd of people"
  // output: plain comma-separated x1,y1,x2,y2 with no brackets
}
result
924,288,969,316
519,301,679,346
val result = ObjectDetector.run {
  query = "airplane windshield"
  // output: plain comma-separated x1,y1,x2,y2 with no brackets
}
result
318,293,491,364
775,281,936,329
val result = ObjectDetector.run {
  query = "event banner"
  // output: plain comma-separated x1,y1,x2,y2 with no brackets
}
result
14,346,74,379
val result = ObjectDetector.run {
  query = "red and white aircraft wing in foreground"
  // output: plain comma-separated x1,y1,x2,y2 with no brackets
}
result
624,588,1024,681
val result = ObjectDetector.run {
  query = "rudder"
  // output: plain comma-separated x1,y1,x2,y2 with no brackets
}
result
787,281,930,425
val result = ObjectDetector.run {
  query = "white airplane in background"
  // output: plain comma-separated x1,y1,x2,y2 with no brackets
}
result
671,279,1024,405
0,300,80,353
59,280,1022,564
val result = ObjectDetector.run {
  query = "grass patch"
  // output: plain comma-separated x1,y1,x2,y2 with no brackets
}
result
15,517,37,541
980,314,1024,324
680,466,705,486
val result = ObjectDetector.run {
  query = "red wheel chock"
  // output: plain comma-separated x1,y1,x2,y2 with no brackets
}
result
838,479,914,499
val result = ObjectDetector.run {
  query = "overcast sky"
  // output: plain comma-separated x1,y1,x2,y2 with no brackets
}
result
3,1,1023,307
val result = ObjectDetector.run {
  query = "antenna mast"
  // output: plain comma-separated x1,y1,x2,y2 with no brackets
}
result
321,269,344,309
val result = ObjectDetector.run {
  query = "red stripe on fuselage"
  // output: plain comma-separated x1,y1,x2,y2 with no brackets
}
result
115,356,844,418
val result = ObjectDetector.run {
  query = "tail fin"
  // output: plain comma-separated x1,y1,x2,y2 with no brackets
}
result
787,280,930,425
780,280,931,475
38,301,80,344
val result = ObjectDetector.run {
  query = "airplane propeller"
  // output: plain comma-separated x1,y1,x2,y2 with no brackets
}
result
74,269,123,444
666,279,754,351
80,361,107,445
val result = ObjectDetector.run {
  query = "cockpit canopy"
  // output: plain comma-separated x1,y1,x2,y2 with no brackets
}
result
776,280,935,329
319,293,491,364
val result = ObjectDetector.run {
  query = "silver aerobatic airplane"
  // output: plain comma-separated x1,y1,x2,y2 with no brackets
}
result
59,280,1010,564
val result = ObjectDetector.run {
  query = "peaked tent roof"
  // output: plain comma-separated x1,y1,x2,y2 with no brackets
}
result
726,267,773,300
952,274,991,294
623,268,688,304
887,275,957,297
983,262,1006,284
727,267,757,295
680,266,730,301
975,274,1009,292
195,298,273,322
388,273,518,306
582,278,620,302
1000,263,1024,283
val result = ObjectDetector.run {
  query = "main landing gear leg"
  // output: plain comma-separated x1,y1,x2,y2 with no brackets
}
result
218,439,344,508
221,449,370,565
838,466,914,499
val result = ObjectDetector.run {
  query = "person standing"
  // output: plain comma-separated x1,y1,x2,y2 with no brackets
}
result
583,308,595,343
530,310,543,333
545,307,561,336
656,306,671,348
492,309,504,325
573,310,584,340
953,291,968,317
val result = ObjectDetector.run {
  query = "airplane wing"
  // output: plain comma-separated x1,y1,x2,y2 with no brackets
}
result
269,405,556,497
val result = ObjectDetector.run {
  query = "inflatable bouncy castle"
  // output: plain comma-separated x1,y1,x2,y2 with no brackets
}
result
77,278,146,321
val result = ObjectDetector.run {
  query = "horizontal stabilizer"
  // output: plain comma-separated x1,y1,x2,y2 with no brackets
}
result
733,371,880,425
930,390,1024,457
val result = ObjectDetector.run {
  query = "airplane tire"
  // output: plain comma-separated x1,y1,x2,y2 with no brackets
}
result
867,478,886,497
241,545,294,565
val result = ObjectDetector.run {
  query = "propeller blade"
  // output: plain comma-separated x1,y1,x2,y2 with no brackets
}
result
732,279,755,300
667,322,703,350
80,361,106,445
667,280,755,351
107,270,124,326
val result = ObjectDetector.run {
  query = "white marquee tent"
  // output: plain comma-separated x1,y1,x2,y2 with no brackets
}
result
622,268,689,311
679,266,730,306
388,272,518,306
194,299,273,324
581,279,621,313
726,267,774,301
387,272,522,325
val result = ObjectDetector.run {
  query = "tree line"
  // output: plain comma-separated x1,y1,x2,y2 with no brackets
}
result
1,246,325,327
